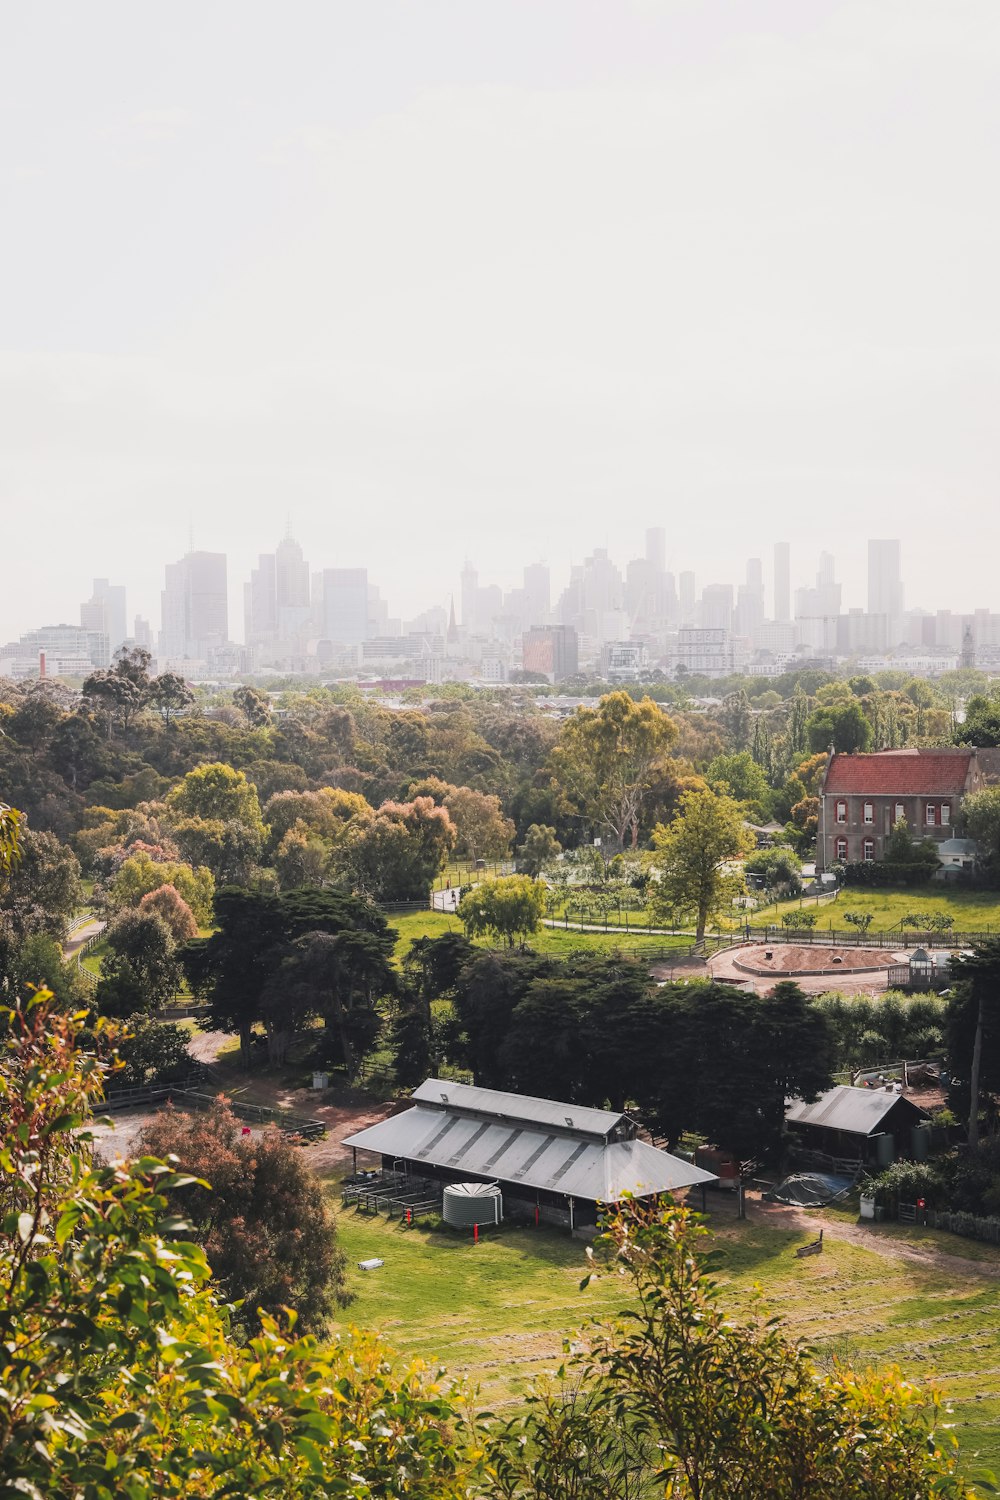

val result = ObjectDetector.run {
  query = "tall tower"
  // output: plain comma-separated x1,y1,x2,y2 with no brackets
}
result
645,527,666,573
773,542,790,622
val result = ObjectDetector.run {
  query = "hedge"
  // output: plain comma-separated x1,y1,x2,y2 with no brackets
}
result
842,861,939,888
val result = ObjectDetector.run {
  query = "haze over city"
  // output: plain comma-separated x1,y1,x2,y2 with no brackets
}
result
3,0,999,645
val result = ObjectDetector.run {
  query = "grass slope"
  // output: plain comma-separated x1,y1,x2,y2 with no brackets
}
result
334,1203,1000,1473
389,909,689,964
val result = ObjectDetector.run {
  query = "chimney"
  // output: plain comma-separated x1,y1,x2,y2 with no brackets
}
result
38,649,46,679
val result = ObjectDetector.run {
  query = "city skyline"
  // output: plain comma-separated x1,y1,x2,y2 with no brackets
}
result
4,527,998,685
3,527,1000,656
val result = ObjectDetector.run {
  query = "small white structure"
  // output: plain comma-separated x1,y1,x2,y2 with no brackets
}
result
442,1181,502,1227
357,1258,384,1271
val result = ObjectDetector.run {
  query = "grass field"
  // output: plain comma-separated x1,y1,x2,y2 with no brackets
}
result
749,885,1000,934
388,909,691,963
334,1202,1000,1475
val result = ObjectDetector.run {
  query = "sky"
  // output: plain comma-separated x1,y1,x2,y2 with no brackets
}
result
1,0,998,643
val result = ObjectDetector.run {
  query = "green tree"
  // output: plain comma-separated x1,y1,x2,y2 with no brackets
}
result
551,691,679,850
949,940,1000,1149
444,784,515,865
458,874,548,949
843,910,874,936
114,1011,194,1088
233,684,273,727
648,980,833,1160
0,825,82,940
166,760,267,836
517,822,562,877
82,647,152,735
806,699,873,754
649,789,755,941
495,1200,972,1499
138,1096,346,1331
148,669,195,724
955,687,1000,747
109,851,215,925
95,909,183,1016
705,750,771,817
0,992,483,1497
781,909,818,930
347,796,456,901
961,786,1000,865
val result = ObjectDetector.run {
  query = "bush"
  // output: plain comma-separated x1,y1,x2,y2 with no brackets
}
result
863,1159,947,1209
842,862,939,887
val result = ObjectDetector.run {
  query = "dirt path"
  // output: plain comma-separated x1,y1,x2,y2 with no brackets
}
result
750,1195,1000,1279
63,917,105,962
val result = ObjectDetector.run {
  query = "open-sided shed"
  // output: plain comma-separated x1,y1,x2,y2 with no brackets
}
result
344,1078,717,1230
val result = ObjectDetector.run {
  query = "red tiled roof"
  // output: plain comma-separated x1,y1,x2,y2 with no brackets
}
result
824,750,973,796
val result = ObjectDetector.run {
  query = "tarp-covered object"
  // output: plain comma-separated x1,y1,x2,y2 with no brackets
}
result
764,1172,855,1207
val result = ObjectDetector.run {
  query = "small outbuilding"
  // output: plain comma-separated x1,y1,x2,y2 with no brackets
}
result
785,1084,931,1168
344,1078,717,1231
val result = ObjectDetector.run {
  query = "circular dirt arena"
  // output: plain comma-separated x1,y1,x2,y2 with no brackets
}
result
731,943,895,979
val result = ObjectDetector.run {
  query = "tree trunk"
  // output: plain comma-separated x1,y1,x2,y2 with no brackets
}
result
969,994,984,1150
239,1023,252,1071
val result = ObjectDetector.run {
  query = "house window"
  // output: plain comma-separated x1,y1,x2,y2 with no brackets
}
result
941,803,950,826
836,800,847,824
926,804,937,826
895,803,905,823
863,802,874,824
863,838,875,862
836,837,848,861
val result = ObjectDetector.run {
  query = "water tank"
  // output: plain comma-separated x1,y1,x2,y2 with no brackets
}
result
442,1181,502,1227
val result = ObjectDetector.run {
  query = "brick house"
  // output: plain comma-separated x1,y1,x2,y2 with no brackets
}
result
817,748,991,872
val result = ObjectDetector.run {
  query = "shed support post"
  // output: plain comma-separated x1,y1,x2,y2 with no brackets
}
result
568,1196,575,1232
700,1184,707,1212
352,1147,357,1175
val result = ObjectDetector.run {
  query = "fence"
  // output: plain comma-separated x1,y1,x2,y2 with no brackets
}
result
899,1203,1000,1245
102,1079,326,1138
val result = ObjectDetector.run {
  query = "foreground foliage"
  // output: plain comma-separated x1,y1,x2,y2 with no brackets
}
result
0,994,482,1497
495,1201,978,1499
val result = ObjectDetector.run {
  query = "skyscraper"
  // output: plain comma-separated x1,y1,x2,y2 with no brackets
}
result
868,539,904,619
522,563,550,626
80,578,127,658
322,568,369,646
160,552,228,660
773,542,790,622
645,527,666,573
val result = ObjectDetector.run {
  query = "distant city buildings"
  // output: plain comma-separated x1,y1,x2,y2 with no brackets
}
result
9,529,1000,686
160,551,228,663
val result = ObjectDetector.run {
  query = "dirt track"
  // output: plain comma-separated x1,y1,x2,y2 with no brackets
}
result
749,1195,1000,1280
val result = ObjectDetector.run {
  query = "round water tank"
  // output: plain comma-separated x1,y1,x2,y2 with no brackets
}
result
442,1181,502,1227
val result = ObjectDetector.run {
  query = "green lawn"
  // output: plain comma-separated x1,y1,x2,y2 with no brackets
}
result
334,1203,1000,1473
388,909,690,964
749,885,1000,935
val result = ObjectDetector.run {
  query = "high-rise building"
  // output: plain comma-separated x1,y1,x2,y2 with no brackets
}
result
522,625,579,682
645,527,666,573
275,536,309,610
244,553,277,646
159,552,228,660
773,542,790,623
678,571,696,623
868,540,904,621
322,568,369,647
700,583,734,632
133,615,153,650
522,563,550,626
80,578,126,659
460,561,479,632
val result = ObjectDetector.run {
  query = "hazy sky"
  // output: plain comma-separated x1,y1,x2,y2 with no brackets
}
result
2,1,998,642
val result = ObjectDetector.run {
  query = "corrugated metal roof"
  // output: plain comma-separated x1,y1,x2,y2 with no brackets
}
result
343,1105,716,1201
412,1078,628,1140
785,1085,927,1135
